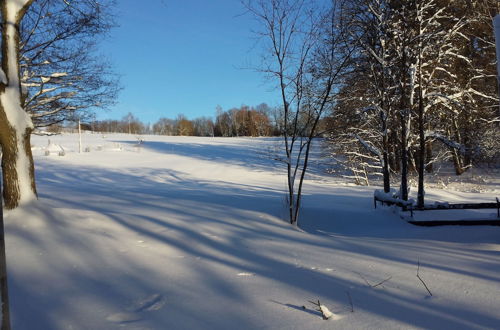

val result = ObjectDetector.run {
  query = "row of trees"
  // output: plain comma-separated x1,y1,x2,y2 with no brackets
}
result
86,104,280,137
323,0,499,207
152,115,215,136
214,104,276,137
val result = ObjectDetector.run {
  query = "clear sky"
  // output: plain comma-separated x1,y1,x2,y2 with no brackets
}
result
98,0,277,124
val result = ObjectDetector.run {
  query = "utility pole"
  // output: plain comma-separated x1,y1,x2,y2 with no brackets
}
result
78,118,82,153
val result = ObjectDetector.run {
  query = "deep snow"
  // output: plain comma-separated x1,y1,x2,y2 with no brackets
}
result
5,133,500,329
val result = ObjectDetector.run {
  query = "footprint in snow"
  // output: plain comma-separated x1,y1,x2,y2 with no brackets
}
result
106,293,165,324
106,312,141,323
131,293,165,312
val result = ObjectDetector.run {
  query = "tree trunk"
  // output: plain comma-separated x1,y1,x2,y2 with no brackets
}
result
417,53,425,208
399,81,409,200
382,148,391,193
0,0,37,209
452,149,466,175
0,124,36,209
417,93,425,207
381,113,391,193
449,123,467,175
400,110,409,201
462,126,473,170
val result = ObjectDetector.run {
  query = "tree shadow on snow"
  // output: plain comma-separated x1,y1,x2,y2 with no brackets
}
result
5,159,500,329
115,138,331,179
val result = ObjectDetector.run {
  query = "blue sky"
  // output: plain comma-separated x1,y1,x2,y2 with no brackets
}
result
98,0,277,124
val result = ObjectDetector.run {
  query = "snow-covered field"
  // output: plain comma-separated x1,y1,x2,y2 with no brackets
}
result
5,133,500,329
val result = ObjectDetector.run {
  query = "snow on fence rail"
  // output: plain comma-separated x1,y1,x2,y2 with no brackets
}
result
373,189,413,210
374,190,500,226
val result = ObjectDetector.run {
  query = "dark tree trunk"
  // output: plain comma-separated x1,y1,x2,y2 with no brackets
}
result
400,110,409,201
382,149,391,193
417,53,425,208
417,94,425,207
0,125,37,209
399,49,409,201
452,149,466,175
381,113,391,193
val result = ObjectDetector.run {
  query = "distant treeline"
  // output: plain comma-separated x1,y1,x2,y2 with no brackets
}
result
57,104,283,137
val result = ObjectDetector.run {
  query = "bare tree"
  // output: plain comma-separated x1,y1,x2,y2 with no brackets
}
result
20,0,119,128
192,117,214,137
153,117,176,135
123,112,145,135
0,0,117,209
244,0,352,225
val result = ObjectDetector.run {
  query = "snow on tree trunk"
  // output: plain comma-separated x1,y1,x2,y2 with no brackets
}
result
0,0,37,209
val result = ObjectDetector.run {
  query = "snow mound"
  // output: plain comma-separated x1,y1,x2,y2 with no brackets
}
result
319,304,343,320
97,142,123,151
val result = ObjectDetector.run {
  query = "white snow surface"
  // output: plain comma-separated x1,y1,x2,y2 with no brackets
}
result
5,133,500,329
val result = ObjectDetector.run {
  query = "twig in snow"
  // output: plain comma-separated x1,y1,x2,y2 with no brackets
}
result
372,276,392,288
356,272,371,287
346,291,354,312
416,260,433,296
356,272,391,288
308,299,333,320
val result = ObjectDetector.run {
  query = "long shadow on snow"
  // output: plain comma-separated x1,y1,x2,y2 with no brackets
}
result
117,138,330,179
297,190,500,283
8,161,500,329
119,139,280,173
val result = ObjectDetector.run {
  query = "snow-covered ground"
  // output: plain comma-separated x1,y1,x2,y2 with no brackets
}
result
5,133,500,329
